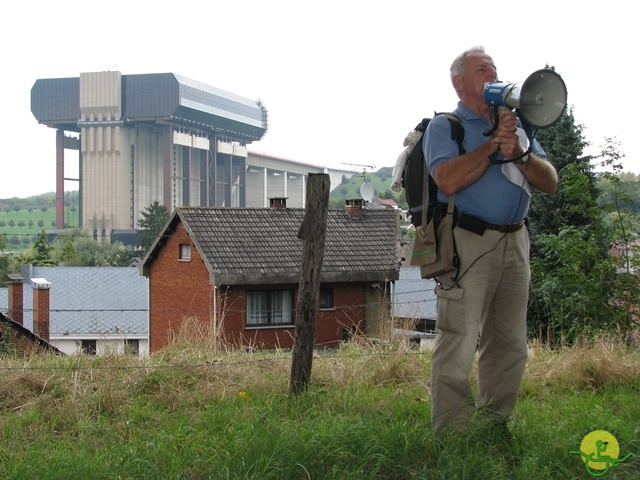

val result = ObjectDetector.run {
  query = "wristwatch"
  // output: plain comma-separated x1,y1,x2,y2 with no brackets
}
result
516,153,530,165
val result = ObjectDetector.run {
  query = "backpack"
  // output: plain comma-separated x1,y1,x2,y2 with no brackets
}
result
402,113,465,227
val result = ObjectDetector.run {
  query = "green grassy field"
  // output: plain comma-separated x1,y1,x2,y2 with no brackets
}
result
0,176,402,254
1,335,639,479
0,206,80,252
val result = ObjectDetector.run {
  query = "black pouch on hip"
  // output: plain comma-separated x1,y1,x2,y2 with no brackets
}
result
457,213,487,236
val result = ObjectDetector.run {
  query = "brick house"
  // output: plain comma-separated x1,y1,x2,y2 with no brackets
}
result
140,200,402,351
1,267,148,356
0,275,62,356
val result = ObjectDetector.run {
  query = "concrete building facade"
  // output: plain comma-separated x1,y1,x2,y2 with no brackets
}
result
31,71,355,243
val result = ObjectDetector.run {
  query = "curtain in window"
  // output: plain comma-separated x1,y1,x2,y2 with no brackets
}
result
271,290,292,324
247,290,292,325
247,291,268,325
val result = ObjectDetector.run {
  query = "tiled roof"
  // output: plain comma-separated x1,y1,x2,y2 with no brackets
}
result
144,206,402,285
18,266,148,337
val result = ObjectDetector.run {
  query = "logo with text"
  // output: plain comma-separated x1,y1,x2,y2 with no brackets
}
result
569,430,636,477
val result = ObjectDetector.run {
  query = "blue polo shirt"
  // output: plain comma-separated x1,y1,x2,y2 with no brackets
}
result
423,102,547,224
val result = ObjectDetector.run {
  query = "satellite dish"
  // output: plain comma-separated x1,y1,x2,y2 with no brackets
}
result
360,182,374,202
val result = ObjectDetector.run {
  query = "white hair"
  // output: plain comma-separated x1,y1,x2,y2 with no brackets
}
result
450,46,486,78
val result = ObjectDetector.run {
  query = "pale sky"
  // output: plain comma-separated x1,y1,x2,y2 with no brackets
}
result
1,0,636,199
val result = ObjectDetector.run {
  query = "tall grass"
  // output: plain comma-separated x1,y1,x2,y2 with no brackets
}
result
1,334,639,479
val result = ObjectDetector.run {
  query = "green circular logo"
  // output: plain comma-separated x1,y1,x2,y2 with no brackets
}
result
579,430,620,471
570,429,636,477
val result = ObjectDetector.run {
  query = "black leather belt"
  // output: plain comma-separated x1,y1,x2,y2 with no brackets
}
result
485,222,524,233
454,212,525,235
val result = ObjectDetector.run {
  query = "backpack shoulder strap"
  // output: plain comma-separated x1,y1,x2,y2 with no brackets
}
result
434,112,465,155
418,112,464,226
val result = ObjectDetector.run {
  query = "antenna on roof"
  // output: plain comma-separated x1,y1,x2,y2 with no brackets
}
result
342,163,376,202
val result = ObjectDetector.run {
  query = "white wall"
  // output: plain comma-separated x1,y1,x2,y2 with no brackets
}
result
51,337,150,357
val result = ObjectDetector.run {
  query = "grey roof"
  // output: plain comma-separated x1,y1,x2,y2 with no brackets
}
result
14,266,148,337
142,206,402,285
391,267,437,320
31,73,268,142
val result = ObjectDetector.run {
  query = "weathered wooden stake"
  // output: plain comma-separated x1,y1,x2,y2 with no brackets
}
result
289,173,330,394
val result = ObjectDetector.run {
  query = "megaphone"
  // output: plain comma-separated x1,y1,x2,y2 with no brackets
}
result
483,68,567,135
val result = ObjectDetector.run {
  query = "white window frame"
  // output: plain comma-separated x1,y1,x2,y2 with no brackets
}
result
179,243,191,261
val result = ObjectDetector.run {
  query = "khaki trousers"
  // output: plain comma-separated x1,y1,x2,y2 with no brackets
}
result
430,225,530,430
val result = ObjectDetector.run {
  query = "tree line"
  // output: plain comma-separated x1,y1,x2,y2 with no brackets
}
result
527,109,638,345
0,191,79,213
0,200,169,279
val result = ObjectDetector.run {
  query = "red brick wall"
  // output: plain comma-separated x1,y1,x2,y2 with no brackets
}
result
33,287,50,341
148,221,213,351
148,220,369,351
8,281,24,325
215,283,366,350
0,321,54,356
316,283,366,346
216,286,297,349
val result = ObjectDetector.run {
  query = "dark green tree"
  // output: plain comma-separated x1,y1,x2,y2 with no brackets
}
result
527,107,600,237
137,201,171,252
526,108,618,345
379,189,395,199
59,237,132,267
59,238,76,263
0,232,9,287
13,230,59,268
597,172,640,214
594,138,640,338
44,229,136,267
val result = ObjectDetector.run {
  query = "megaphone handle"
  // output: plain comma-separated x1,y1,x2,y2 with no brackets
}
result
483,102,500,137
517,110,535,147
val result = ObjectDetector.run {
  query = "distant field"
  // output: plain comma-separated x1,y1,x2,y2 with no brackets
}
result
0,173,403,255
0,207,80,252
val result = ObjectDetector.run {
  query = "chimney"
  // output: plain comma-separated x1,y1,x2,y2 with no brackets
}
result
345,199,365,218
7,273,24,325
269,197,287,208
31,278,51,341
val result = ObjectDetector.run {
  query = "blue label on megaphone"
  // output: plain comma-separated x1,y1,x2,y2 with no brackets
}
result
484,82,512,107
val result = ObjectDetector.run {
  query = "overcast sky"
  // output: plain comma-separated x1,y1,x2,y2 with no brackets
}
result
1,0,636,199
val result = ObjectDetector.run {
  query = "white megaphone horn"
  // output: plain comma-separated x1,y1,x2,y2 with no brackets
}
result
483,68,567,136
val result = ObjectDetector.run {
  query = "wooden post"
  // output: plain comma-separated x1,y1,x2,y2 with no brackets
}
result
289,173,330,394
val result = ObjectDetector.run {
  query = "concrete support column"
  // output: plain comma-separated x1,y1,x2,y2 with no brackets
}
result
163,126,173,212
56,129,65,229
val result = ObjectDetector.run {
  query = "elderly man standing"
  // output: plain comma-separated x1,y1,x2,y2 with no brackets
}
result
423,46,558,432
